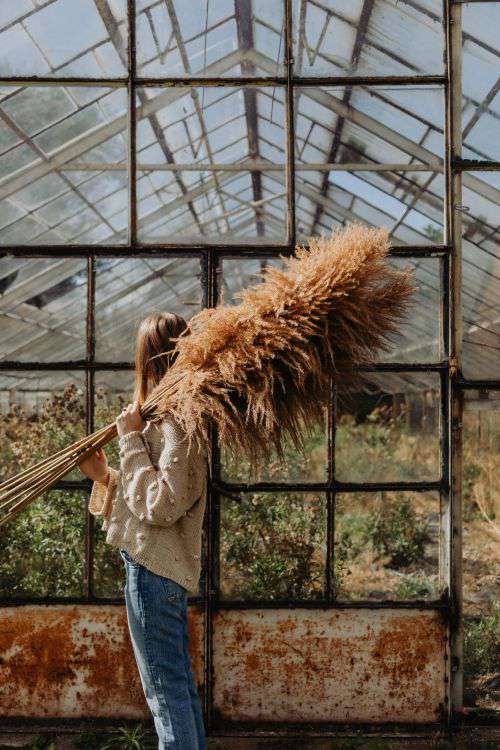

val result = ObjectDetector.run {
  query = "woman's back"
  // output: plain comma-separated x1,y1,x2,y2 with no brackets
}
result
89,415,207,594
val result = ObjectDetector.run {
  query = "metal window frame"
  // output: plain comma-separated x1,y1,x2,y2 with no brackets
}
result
0,0,499,727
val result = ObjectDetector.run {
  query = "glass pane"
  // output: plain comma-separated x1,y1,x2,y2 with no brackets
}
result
462,173,500,380
462,3,499,162
137,0,285,77
292,0,444,77
0,258,87,363
378,257,443,364
0,489,86,598
335,372,441,482
221,255,442,369
334,491,440,602
295,86,445,163
221,416,328,484
95,256,203,362
0,86,128,245
296,170,444,245
0,372,86,598
0,0,128,78
294,86,444,244
138,169,287,244
93,524,125,599
220,491,327,601
219,255,285,304
0,370,86,483
221,256,443,369
94,370,134,431
136,86,286,244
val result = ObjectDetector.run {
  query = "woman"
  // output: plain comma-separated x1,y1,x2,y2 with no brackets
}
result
80,312,207,750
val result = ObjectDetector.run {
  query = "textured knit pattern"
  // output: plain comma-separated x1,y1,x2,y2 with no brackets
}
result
88,416,207,594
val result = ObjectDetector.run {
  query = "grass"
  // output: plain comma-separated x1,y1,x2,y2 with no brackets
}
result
463,603,500,708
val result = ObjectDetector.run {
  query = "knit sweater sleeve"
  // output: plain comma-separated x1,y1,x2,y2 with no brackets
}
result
88,467,119,531
118,418,200,527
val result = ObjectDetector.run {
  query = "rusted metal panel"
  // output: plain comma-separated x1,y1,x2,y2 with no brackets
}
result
212,608,447,724
0,605,204,719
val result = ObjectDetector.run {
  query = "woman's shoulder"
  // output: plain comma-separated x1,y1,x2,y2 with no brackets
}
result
147,414,187,443
151,416,206,458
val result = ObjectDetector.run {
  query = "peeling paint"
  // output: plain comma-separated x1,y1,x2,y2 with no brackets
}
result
0,605,204,719
212,609,446,724
0,605,446,723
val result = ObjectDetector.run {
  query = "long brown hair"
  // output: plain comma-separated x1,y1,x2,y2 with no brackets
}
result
133,312,187,406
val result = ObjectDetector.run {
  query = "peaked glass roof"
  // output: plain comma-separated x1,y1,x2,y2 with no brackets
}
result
0,0,498,390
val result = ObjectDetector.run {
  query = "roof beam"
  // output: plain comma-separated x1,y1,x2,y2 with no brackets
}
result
163,0,233,235
310,0,375,234
235,0,265,236
0,49,244,202
94,0,205,235
248,48,500,208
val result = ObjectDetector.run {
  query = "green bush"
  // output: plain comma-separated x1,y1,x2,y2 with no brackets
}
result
220,422,327,600
370,495,430,569
0,386,87,597
91,387,128,597
221,489,325,600
335,495,430,571
335,510,373,560
0,385,126,598
0,489,85,598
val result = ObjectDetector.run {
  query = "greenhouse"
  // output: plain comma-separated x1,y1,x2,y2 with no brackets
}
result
0,0,498,747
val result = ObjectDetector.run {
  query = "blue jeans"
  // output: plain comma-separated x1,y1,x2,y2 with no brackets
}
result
119,549,206,750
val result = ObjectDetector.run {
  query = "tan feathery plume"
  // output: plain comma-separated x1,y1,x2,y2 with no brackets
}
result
146,223,417,469
0,224,416,525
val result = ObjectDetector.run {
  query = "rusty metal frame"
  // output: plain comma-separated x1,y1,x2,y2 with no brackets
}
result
0,0,499,735
445,0,463,714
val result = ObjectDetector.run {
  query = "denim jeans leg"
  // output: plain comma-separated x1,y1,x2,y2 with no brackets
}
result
120,550,200,749
122,558,175,747
182,601,206,750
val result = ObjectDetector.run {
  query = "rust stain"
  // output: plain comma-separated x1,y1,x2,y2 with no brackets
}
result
0,605,204,719
212,609,446,724
371,614,445,689
187,605,205,691
0,604,445,724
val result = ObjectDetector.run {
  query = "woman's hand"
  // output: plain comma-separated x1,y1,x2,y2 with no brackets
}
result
79,447,109,484
116,401,145,437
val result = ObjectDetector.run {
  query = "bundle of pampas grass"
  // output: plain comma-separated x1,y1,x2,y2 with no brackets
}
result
146,223,417,467
0,224,416,526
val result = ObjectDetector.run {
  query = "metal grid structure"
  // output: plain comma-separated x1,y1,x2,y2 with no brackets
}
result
0,0,498,734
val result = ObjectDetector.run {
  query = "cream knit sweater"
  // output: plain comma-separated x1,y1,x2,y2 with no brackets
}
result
88,416,207,594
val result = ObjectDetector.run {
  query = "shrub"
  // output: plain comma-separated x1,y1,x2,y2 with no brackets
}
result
0,385,126,598
0,488,85,598
221,489,325,600
220,423,327,600
370,495,430,569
